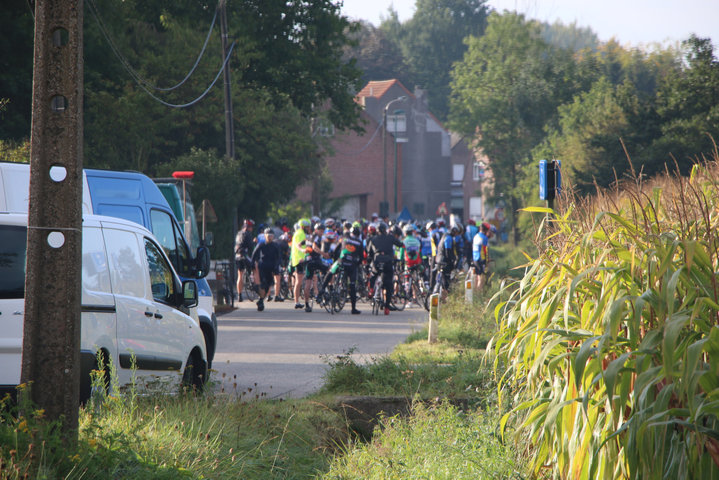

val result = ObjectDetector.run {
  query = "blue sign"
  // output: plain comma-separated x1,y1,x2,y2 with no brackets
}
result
539,160,561,200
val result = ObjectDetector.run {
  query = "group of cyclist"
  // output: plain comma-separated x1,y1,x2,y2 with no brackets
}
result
235,213,496,315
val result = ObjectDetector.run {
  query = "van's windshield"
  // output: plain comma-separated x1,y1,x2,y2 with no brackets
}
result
0,225,27,299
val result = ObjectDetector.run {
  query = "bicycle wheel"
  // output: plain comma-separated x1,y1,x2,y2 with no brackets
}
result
321,286,333,314
371,277,383,315
242,270,258,301
333,273,347,313
390,278,408,311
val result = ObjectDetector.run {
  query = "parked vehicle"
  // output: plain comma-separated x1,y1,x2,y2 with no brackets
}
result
0,213,208,402
0,162,219,368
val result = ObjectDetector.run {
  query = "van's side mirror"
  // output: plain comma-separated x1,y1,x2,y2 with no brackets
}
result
203,231,214,248
181,280,199,308
193,246,210,278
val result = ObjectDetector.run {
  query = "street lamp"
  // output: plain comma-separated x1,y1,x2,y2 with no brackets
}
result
392,109,407,212
383,95,407,216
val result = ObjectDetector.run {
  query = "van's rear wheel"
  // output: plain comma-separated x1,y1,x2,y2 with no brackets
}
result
182,351,207,392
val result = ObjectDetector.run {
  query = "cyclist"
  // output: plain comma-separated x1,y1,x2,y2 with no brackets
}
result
473,222,493,291
251,228,281,311
304,223,331,312
235,219,256,301
290,218,311,309
433,222,463,293
366,222,403,315
322,222,365,314
402,224,422,270
464,219,478,271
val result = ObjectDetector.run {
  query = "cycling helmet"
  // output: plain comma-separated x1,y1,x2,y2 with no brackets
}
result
343,221,352,230
264,227,274,235
298,218,311,229
243,219,255,228
403,224,415,235
313,222,324,231
467,219,476,226
481,222,491,231
311,215,320,224
352,221,361,230
324,230,337,242
391,225,402,236
451,222,463,234
426,221,436,230
324,218,335,228
437,218,445,227
368,224,377,234
378,222,388,234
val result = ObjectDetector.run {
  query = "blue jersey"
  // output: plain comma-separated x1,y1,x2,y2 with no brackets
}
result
473,232,489,262
420,236,432,257
465,224,478,243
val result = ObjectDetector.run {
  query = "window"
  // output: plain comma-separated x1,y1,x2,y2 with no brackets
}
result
150,209,190,276
0,225,26,299
316,119,335,137
386,113,406,133
104,229,145,298
453,164,465,182
473,162,485,181
144,239,176,304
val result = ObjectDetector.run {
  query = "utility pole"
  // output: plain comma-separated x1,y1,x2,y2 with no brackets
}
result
219,0,235,161
22,0,84,437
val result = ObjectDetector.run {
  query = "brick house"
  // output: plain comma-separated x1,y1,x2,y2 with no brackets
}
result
296,79,453,221
294,108,396,219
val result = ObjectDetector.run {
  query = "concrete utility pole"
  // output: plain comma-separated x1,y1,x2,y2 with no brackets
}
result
219,0,235,161
22,0,84,436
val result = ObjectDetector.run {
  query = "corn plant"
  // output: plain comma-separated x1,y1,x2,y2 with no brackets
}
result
491,161,719,479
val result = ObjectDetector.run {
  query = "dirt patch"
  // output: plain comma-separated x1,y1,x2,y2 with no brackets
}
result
332,395,472,440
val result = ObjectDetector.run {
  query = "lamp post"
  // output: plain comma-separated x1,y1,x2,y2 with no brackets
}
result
392,109,406,213
383,96,407,216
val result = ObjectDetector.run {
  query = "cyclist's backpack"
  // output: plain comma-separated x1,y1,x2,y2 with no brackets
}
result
405,247,421,268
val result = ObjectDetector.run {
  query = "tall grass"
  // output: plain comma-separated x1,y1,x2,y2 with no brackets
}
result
319,400,522,480
492,157,719,478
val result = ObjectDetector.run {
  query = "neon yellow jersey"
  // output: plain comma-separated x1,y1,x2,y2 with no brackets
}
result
290,230,307,268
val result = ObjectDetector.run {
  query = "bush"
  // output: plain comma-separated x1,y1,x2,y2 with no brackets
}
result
493,159,719,479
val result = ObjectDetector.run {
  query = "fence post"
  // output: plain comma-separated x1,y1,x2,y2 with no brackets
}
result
428,293,439,344
465,274,473,303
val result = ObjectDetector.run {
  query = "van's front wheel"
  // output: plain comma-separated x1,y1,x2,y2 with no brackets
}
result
182,351,207,392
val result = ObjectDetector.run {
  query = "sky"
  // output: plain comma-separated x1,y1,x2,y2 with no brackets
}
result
340,0,719,48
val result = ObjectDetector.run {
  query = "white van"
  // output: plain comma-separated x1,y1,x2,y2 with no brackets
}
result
0,213,208,401
0,161,218,369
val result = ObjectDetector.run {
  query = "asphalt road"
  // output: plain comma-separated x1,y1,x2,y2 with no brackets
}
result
210,298,427,400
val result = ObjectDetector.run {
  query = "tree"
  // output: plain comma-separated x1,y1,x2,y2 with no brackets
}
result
652,35,719,171
380,0,489,121
450,12,561,242
344,21,410,88
0,0,34,140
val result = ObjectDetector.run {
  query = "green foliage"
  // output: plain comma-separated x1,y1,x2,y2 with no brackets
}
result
385,0,490,121
320,401,522,480
0,377,346,479
492,161,719,478
0,139,30,164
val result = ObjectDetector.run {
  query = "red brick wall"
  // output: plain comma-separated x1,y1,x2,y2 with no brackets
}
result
296,112,401,218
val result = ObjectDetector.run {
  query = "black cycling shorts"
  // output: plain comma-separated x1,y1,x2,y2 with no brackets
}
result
473,260,487,276
305,260,328,279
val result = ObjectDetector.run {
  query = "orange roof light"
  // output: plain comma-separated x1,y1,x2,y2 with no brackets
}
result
172,171,195,179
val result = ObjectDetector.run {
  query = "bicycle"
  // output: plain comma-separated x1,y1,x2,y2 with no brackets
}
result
240,261,258,301
214,260,236,306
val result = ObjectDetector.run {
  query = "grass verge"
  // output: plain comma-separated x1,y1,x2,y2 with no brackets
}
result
0,246,528,479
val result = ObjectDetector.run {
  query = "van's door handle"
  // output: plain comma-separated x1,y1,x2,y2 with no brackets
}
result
154,313,163,319
144,311,153,317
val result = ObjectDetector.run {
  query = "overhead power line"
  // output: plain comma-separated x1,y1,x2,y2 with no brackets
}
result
329,119,384,156
87,0,232,108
